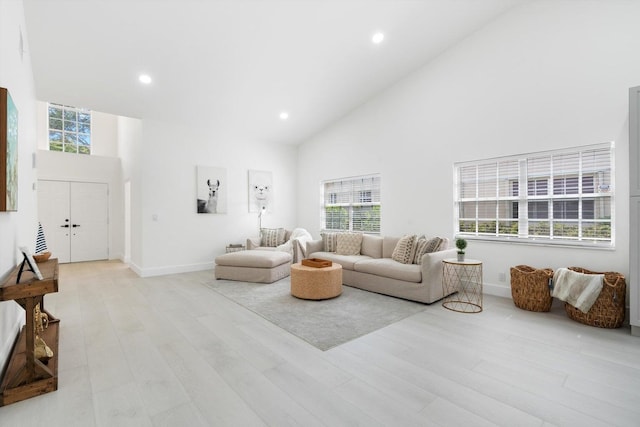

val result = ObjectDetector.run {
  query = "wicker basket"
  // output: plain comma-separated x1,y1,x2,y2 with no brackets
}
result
563,267,626,329
510,265,554,312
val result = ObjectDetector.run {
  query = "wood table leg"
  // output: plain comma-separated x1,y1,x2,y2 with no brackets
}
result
25,297,35,382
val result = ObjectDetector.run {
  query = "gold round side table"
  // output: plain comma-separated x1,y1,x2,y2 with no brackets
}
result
442,258,483,313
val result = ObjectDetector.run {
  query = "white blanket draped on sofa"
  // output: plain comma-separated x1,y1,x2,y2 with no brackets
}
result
552,267,604,313
276,228,313,262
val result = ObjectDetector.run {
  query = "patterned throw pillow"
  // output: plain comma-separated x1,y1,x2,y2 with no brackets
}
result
413,236,444,264
392,235,417,264
261,228,286,247
321,232,338,252
336,233,363,255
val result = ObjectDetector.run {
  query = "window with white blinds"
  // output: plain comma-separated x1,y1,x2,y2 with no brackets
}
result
455,143,614,247
322,174,381,233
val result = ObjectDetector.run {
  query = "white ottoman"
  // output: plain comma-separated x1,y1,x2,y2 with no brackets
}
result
215,250,292,283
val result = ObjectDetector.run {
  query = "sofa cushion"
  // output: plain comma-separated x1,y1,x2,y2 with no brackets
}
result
215,250,291,268
391,235,416,264
383,236,401,258
261,228,286,247
354,258,422,283
321,232,338,252
361,234,383,258
308,251,371,271
413,236,444,264
337,233,363,255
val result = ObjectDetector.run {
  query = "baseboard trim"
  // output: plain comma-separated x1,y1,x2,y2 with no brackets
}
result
131,261,214,278
483,282,511,299
128,262,143,277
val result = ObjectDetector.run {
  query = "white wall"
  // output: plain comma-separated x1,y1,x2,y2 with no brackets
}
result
117,115,143,265
36,150,124,260
36,101,120,157
91,111,118,157
132,119,298,276
297,0,640,297
0,0,39,374
33,97,299,278
34,101,130,262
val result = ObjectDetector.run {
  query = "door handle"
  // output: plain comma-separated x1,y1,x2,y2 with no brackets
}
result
60,224,69,228
72,224,80,228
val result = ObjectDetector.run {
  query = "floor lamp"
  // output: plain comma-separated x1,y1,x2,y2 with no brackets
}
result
258,205,267,230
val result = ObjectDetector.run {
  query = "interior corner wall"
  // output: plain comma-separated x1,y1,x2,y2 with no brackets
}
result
117,115,143,267
135,119,297,277
0,0,39,375
296,0,640,296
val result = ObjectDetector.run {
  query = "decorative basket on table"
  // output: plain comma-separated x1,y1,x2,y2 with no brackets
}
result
33,251,52,263
564,267,626,329
301,258,332,268
510,265,554,312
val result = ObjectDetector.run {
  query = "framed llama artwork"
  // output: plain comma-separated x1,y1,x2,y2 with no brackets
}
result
1,87,18,212
248,169,273,213
196,165,227,214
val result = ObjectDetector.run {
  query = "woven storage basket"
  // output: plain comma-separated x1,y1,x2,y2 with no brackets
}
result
510,265,554,312
563,267,626,329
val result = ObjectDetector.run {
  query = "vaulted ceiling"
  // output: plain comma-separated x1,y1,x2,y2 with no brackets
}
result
24,0,527,144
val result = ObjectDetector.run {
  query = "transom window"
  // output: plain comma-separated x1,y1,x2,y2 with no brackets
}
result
48,103,92,154
454,143,614,247
322,174,381,233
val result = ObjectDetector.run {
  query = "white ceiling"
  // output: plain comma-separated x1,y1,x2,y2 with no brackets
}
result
23,0,527,144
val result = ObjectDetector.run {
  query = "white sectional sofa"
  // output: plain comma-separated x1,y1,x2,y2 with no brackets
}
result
247,228,313,263
301,234,457,304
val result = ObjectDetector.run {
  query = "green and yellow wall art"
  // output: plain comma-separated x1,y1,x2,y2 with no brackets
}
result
1,87,18,212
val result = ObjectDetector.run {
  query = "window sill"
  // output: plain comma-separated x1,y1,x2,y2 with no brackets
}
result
456,235,615,251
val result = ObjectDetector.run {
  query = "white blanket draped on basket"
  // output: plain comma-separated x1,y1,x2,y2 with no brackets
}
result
552,268,604,313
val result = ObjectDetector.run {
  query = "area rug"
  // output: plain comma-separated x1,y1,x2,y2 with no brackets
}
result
205,277,427,351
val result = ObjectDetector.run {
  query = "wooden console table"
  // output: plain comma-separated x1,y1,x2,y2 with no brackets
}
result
0,258,59,406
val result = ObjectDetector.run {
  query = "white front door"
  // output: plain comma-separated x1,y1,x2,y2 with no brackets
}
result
38,180,71,262
38,180,109,263
69,182,109,262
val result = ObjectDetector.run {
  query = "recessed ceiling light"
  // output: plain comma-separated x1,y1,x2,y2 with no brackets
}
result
279,111,289,120
139,74,152,84
372,32,384,44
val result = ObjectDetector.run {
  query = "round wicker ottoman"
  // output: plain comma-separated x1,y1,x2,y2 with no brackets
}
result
290,263,343,300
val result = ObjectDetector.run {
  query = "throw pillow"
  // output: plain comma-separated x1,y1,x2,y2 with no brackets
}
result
413,236,444,264
321,232,338,252
261,228,286,247
336,233,363,255
392,234,417,264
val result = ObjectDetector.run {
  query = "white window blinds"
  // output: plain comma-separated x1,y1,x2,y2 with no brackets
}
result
454,143,614,247
322,175,381,233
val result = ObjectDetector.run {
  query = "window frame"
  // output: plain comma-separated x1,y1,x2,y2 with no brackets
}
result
321,174,381,234
454,142,614,249
47,103,92,154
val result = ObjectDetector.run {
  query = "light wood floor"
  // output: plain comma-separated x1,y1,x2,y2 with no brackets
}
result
1,260,639,426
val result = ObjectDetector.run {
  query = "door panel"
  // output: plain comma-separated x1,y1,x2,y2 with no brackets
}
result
70,182,108,262
37,180,108,263
37,180,71,263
